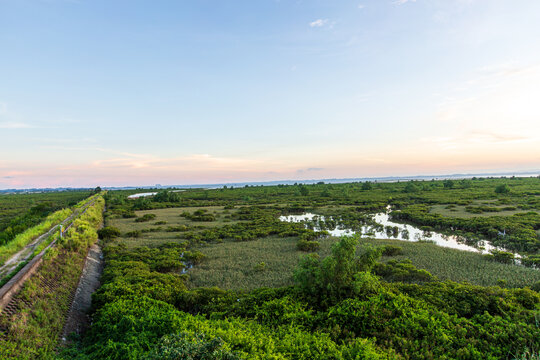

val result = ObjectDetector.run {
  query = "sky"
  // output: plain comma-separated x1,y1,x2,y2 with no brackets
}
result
1,0,540,189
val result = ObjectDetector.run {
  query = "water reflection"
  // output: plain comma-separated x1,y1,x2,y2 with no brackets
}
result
279,210,516,257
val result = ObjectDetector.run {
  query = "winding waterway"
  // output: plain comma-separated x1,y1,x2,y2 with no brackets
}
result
280,208,519,257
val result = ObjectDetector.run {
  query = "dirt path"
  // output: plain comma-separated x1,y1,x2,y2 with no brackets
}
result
61,240,103,341
0,225,60,279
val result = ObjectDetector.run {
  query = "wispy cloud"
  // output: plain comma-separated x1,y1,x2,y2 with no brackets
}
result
0,102,37,129
433,62,540,132
422,132,531,151
87,152,268,172
357,4,365,9
394,0,416,4
0,122,35,129
476,62,538,78
309,19,329,28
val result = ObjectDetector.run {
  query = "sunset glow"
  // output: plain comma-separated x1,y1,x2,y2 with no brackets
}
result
1,0,540,188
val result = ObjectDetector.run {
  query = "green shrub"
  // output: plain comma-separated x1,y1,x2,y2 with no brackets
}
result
381,245,403,256
60,219,98,251
81,296,386,360
97,226,121,240
144,333,241,360
125,230,142,238
253,262,266,272
485,250,515,264
374,259,434,283
122,211,137,218
136,213,157,222
522,255,540,268
495,184,511,194
294,236,382,305
296,239,320,252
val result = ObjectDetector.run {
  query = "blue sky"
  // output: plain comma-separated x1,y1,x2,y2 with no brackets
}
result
1,0,540,188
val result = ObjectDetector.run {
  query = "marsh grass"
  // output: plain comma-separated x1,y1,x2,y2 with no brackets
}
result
188,234,540,290
109,203,540,290
430,203,539,218
188,235,336,290
361,237,540,288
109,206,244,248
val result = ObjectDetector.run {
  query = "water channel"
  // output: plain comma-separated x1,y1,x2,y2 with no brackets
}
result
279,208,518,257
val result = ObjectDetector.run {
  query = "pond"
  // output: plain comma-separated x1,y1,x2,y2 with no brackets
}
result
127,190,185,199
279,208,519,257
127,192,158,199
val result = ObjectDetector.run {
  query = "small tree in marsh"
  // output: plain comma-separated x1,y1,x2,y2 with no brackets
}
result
443,180,454,189
298,185,309,196
294,236,383,305
495,184,511,194
362,182,373,190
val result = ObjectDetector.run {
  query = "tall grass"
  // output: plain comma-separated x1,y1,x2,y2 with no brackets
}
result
363,237,540,288
188,235,335,291
188,235,540,290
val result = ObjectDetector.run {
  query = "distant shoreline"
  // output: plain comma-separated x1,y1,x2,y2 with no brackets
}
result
2,170,539,193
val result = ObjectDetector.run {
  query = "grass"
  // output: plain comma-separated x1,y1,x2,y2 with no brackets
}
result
188,234,540,290
106,202,540,290
109,206,243,248
362,237,540,288
0,249,87,359
0,193,98,267
429,203,538,218
0,208,72,265
0,190,90,231
0,261,29,288
0,195,104,359
188,235,337,291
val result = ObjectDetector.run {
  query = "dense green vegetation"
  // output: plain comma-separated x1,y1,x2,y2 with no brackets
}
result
63,234,539,359
0,195,105,359
188,235,540,290
0,190,91,246
104,177,540,255
59,179,540,359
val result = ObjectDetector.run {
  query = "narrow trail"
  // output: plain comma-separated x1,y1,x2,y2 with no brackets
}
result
61,240,104,342
0,200,95,281
0,199,97,315
0,224,60,279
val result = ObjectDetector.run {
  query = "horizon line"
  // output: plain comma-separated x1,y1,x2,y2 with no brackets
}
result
2,169,539,192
